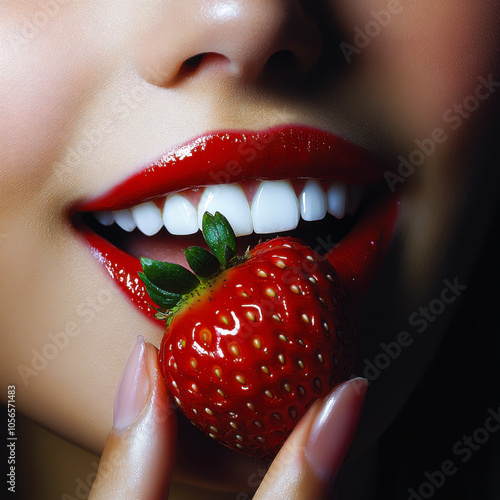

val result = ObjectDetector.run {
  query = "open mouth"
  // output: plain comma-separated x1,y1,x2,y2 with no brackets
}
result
74,126,400,321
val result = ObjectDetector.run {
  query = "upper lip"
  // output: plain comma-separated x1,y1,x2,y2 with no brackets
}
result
77,125,392,212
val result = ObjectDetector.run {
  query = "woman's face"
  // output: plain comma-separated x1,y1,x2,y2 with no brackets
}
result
1,0,499,491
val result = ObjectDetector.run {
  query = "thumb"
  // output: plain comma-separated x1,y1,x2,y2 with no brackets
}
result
254,377,367,500
89,336,176,500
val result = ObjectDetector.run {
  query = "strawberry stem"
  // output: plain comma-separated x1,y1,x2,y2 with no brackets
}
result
202,212,237,269
183,246,221,280
140,257,200,293
139,211,241,317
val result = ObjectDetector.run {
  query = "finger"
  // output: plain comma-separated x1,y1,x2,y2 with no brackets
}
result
254,377,367,500
89,336,177,500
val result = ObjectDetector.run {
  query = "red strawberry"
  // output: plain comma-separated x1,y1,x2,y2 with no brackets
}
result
139,212,356,460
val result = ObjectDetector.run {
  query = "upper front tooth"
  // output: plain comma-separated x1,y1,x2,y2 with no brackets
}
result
131,202,163,236
300,180,327,222
327,182,348,219
163,194,198,235
251,180,300,234
113,209,136,232
197,184,252,236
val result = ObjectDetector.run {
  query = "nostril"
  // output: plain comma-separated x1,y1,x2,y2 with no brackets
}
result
135,2,323,88
183,53,207,71
179,52,232,80
265,50,301,77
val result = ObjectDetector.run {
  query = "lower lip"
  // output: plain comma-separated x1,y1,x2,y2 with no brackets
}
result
77,193,400,322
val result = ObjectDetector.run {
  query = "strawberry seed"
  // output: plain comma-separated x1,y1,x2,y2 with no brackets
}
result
252,337,263,350
229,343,241,357
246,310,257,322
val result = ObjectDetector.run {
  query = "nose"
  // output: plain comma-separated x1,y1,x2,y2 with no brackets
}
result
135,0,322,87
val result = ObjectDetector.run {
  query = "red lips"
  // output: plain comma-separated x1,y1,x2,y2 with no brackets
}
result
75,125,400,321
79,126,393,212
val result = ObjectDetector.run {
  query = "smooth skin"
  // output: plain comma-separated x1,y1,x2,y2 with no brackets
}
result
1,0,499,498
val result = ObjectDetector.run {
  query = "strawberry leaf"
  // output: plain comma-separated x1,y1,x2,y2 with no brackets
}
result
138,272,182,310
202,212,237,269
183,246,221,279
140,257,200,294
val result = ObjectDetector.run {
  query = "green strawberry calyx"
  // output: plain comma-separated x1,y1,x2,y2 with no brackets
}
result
138,212,248,324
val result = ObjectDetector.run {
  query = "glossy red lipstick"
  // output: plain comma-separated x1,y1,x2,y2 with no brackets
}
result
80,126,392,212
76,125,400,321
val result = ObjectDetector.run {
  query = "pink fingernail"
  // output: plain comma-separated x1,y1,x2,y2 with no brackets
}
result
113,336,150,430
305,377,367,483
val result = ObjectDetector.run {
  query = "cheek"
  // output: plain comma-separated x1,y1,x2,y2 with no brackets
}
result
1,43,70,173
0,9,104,199
335,0,499,136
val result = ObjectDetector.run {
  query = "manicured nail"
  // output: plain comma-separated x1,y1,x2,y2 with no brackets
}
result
113,336,150,430
305,377,368,483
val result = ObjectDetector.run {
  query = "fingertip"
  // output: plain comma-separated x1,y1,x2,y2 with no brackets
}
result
304,377,368,484
90,337,176,499
254,378,367,500
113,336,149,430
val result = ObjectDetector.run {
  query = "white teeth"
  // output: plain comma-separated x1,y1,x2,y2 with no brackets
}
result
327,182,348,219
95,211,114,226
162,194,198,235
300,180,327,222
197,184,252,237
114,209,136,232
98,180,366,236
131,201,163,236
251,180,300,234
